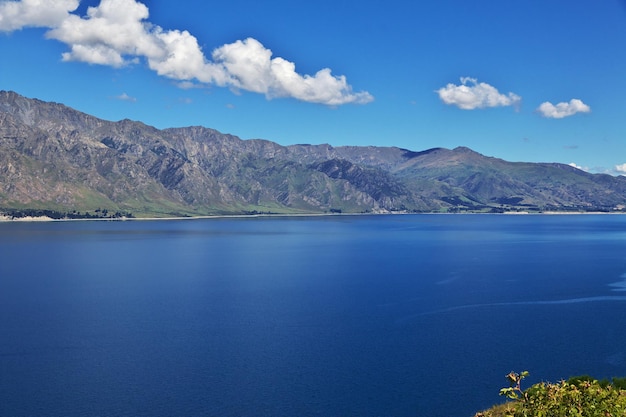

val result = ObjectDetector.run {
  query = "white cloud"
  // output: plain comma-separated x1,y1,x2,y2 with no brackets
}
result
436,77,521,110
212,38,373,105
536,99,591,119
175,81,205,90
0,0,372,106
0,0,78,31
114,92,136,102
568,162,588,172
615,163,626,174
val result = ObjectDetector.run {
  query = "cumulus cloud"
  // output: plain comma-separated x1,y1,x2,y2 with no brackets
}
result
0,0,78,31
615,163,626,174
536,99,591,119
436,77,521,110
0,0,372,106
212,38,373,105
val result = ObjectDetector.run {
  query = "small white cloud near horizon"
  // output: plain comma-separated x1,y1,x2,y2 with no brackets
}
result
536,99,590,119
436,77,521,110
615,163,626,174
114,92,136,102
0,0,373,106
568,162,588,172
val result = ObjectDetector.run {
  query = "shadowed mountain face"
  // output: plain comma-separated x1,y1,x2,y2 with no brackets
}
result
1,90,625,218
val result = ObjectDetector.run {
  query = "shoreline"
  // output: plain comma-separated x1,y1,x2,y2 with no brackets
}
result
1,210,624,223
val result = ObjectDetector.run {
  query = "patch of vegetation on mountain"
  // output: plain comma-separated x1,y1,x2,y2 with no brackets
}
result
0,207,134,220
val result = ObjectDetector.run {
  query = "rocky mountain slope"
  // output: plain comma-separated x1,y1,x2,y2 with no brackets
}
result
1,90,625,218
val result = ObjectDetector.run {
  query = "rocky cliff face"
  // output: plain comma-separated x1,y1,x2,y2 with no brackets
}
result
1,90,625,217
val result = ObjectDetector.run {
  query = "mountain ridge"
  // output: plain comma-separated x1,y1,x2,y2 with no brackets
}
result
1,90,625,218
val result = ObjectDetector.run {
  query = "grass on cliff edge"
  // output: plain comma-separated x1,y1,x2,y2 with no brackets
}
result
474,373,626,417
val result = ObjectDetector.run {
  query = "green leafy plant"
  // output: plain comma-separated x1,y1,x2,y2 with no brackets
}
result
499,371,530,401
475,372,626,417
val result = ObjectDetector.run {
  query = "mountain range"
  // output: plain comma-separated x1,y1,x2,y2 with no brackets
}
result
1,90,625,218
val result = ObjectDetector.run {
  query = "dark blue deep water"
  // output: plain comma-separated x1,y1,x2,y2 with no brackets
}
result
2,214,626,417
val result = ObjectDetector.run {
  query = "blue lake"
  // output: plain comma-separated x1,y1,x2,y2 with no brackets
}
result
1,214,626,417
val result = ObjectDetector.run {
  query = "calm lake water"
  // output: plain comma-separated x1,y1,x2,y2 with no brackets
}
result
1,214,626,417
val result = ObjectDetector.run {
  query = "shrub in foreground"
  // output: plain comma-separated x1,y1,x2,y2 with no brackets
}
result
474,371,626,417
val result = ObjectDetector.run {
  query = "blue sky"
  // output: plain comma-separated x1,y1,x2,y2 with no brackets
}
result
1,0,626,174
